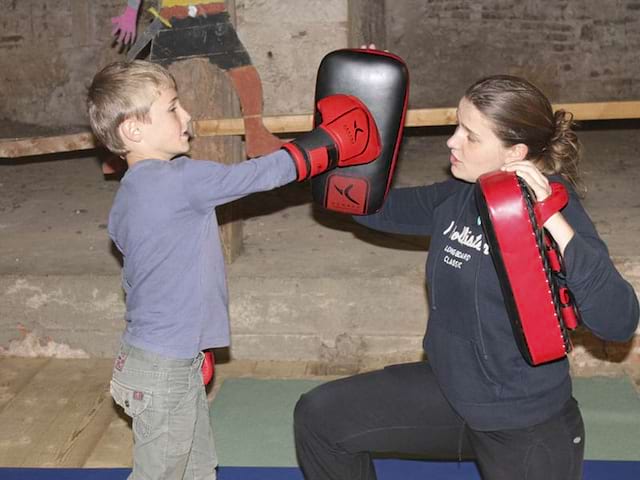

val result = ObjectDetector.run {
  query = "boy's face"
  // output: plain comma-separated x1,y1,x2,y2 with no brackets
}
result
133,87,192,161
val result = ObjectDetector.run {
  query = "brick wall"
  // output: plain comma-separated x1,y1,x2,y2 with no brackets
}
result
386,0,640,107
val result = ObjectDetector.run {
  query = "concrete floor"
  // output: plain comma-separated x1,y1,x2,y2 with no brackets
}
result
1,121,639,467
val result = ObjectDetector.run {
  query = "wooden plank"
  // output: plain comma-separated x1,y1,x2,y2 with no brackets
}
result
0,358,114,467
195,100,640,133
405,107,458,127
2,101,639,158
0,358,51,414
83,409,132,468
555,101,640,121
197,114,311,136
54,380,119,467
0,132,97,158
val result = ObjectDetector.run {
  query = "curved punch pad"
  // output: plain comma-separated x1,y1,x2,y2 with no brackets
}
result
475,171,574,366
311,49,409,215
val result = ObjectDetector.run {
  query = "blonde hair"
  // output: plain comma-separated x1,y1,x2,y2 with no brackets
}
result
87,60,177,156
465,75,583,192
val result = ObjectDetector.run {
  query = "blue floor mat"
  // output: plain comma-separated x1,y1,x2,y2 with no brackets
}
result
1,460,639,479
225,460,640,479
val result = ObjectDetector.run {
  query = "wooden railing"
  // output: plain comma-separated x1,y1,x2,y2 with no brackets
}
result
1,101,639,159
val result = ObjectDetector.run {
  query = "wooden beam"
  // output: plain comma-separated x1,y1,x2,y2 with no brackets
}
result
193,100,640,135
0,131,98,159
2,101,639,158
196,114,311,136
554,101,640,121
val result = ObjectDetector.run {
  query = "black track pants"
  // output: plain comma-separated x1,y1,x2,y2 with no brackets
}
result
293,361,584,480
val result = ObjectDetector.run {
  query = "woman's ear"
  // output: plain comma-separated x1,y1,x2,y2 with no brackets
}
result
119,118,142,144
505,143,529,163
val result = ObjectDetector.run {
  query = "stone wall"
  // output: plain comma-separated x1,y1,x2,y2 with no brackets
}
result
386,0,640,108
234,0,348,115
0,0,348,129
0,1,122,129
3,1,639,128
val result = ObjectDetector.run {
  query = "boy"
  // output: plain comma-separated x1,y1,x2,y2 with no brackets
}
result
86,60,379,479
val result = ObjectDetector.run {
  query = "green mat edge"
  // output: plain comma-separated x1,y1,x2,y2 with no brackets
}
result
211,376,640,466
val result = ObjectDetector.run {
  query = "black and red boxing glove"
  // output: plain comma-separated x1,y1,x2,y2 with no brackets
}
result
282,94,381,181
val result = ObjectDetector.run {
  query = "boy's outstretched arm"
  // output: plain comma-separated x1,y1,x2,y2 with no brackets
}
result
182,94,381,209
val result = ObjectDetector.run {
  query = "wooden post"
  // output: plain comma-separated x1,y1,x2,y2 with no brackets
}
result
168,56,244,263
348,0,386,49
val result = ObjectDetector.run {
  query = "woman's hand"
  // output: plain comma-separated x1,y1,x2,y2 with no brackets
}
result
501,160,575,254
501,160,551,201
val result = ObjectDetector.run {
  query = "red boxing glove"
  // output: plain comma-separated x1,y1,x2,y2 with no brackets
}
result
282,94,381,181
202,351,214,385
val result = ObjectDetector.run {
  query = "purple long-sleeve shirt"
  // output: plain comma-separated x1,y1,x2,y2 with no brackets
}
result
108,151,296,358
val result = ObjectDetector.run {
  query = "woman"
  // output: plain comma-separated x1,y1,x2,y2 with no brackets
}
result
293,75,639,480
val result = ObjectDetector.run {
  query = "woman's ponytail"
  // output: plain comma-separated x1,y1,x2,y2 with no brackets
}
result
545,110,583,193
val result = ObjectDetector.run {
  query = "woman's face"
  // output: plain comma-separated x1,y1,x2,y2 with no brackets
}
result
446,97,520,183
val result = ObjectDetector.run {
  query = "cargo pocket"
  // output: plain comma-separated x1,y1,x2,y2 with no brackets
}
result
110,379,157,440
110,379,152,417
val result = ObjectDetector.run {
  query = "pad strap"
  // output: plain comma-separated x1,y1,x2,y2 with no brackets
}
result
534,182,568,225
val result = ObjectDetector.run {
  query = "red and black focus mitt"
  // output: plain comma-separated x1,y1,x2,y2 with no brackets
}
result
311,49,409,215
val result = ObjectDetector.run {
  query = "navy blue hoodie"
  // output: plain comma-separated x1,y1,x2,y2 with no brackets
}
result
355,177,639,431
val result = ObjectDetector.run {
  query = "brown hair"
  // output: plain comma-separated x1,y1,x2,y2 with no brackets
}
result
87,60,177,156
464,75,582,191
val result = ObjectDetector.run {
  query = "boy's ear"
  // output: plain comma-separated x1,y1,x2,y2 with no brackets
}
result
119,118,143,144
